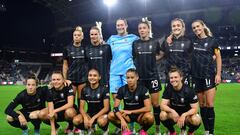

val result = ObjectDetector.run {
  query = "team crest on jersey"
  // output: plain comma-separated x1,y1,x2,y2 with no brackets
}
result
37,98,40,102
204,43,208,47
181,43,184,48
135,96,139,101
99,50,103,55
81,50,84,54
149,45,152,50
97,93,100,99
180,98,184,103
60,93,64,98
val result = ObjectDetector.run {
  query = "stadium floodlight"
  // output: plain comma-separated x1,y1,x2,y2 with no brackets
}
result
103,0,117,7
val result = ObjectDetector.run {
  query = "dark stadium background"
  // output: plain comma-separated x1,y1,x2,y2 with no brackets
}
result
1,0,239,85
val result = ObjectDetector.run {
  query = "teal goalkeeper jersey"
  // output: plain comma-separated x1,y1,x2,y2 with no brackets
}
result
107,34,139,75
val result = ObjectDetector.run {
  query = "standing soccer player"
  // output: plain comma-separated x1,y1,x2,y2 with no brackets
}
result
108,68,154,135
191,20,222,135
107,18,139,133
73,69,110,135
161,18,193,86
132,21,162,135
85,26,112,86
160,67,201,135
62,26,87,133
5,74,48,135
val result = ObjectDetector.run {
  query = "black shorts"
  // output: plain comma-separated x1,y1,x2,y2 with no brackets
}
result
139,79,162,94
18,109,31,122
56,104,79,122
129,114,140,122
192,77,216,93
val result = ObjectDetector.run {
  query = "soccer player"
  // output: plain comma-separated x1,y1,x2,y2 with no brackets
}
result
85,26,112,86
5,74,48,135
62,26,87,133
191,20,222,135
132,21,162,134
107,18,139,133
160,67,201,135
161,18,193,86
73,69,110,135
108,68,154,135
107,18,139,100
38,71,78,135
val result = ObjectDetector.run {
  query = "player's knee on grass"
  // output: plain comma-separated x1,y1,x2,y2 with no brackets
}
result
160,111,168,121
189,114,201,126
64,108,77,120
38,108,49,120
6,115,14,122
73,114,83,125
97,114,108,127
29,110,40,119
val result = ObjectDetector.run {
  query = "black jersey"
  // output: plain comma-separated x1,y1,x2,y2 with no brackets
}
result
132,38,161,80
63,44,88,83
81,85,110,115
116,84,150,110
85,44,112,85
161,36,193,76
47,85,74,109
5,86,49,119
191,37,219,78
162,84,198,115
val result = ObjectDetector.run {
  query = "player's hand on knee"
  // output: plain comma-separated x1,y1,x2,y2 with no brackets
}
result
18,115,27,126
120,119,128,131
122,110,132,115
171,110,179,122
177,114,186,128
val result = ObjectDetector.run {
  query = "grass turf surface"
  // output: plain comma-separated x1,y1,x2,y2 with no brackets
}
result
0,83,239,135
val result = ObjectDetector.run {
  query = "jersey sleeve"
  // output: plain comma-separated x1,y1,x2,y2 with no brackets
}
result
188,88,198,104
132,41,136,60
103,86,110,100
156,39,161,55
4,91,23,118
80,88,87,101
141,86,150,100
39,86,50,102
116,87,124,100
162,86,171,99
46,89,53,102
63,46,68,60
67,85,74,97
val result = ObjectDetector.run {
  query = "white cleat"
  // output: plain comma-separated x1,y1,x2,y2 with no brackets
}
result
180,130,187,135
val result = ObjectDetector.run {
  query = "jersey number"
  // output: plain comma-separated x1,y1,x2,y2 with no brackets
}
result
151,80,159,88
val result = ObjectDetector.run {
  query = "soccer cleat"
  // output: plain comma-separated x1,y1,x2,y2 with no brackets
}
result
169,131,177,135
103,129,109,135
64,125,73,134
73,128,81,134
34,129,40,135
67,131,74,135
204,131,210,135
78,130,85,135
188,132,194,135
22,129,28,135
122,130,132,135
180,129,187,135
139,129,148,135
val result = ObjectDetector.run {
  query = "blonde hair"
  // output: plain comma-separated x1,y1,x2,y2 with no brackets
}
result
192,20,213,37
73,26,84,41
171,18,185,37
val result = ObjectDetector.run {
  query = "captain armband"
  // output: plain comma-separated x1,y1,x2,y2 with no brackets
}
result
113,107,120,113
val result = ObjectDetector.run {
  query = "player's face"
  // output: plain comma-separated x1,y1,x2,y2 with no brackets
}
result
171,20,183,36
126,72,139,87
138,23,149,39
26,79,37,95
192,21,205,37
116,20,127,36
51,73,64,90
73,30,83,44
88,70,101,85
169,71,183,88
90,29,100,45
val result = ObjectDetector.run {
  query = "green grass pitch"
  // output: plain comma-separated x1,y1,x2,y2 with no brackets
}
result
0,83,239,135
